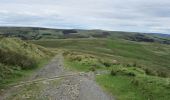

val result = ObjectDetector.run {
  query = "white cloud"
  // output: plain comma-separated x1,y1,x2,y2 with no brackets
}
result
0,0,170,34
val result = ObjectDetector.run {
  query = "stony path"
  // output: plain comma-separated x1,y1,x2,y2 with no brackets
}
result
78,77,112,100
0,54,113,100
31,54,65,79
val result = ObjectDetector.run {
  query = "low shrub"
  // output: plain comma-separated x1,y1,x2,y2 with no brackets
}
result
157,70,167,78
0,38,54,88
0,63,13,79
103,62,112,67
126,72,136,77
126,63,131,67
111,69,117,76
132,62,137,67
131,79,140,86
144,68,156,76
111,67,136,77
100,59,118,67
0,49,37,69
125,62,137,67
89,66,96,72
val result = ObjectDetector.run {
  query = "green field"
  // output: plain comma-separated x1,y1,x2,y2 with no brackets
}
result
31,38,170,77
31,38,170,100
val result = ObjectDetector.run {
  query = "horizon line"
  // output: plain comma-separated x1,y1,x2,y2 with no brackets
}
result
0,25,169,35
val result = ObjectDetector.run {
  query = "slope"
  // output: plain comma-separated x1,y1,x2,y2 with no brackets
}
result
0,37,54,88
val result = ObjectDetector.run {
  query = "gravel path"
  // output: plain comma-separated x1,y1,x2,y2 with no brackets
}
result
31,54,65,79
0,54,114,100
78,77,113,100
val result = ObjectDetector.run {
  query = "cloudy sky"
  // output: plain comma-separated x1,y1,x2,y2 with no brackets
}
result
0,0,170,34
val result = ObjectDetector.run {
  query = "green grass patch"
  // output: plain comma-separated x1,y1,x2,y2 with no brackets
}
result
63,51,118,72
0,38,56,89
96,74,170,100
96,75,145,100
64,60,91,72
0,58,51,89
7,79,61,100
31,38,170,77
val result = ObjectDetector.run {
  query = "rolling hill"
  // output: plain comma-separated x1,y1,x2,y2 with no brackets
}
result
0,37,54,88
0,27,170,44
0,27,170,99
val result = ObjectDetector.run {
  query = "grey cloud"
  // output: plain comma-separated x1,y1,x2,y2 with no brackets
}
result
0,0,170,34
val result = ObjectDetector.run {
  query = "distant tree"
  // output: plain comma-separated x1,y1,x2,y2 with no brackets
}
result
62,30,77,35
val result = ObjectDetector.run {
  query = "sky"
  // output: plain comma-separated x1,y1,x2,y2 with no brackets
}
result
0,0,170,34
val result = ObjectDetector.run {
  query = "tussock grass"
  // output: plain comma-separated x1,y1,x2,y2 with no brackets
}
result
63,50,170,100
64,51,118,72
0,38,55,88
32,38,170,77
96,74,170,100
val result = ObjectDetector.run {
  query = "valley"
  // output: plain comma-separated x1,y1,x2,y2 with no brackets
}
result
0,27,170,100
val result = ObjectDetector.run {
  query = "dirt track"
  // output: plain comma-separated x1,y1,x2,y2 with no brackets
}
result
0,54,113,100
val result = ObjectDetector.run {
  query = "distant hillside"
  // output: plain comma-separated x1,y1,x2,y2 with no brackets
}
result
0,37,54,87
1,27,170,99
0,27,170,44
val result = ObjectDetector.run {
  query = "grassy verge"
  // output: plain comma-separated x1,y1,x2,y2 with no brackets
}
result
7,78,62,100
64,60,92,72
0,58,51,89
96,74,170,100
96,75,145,100
0,38,56,89
63,51,117,72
